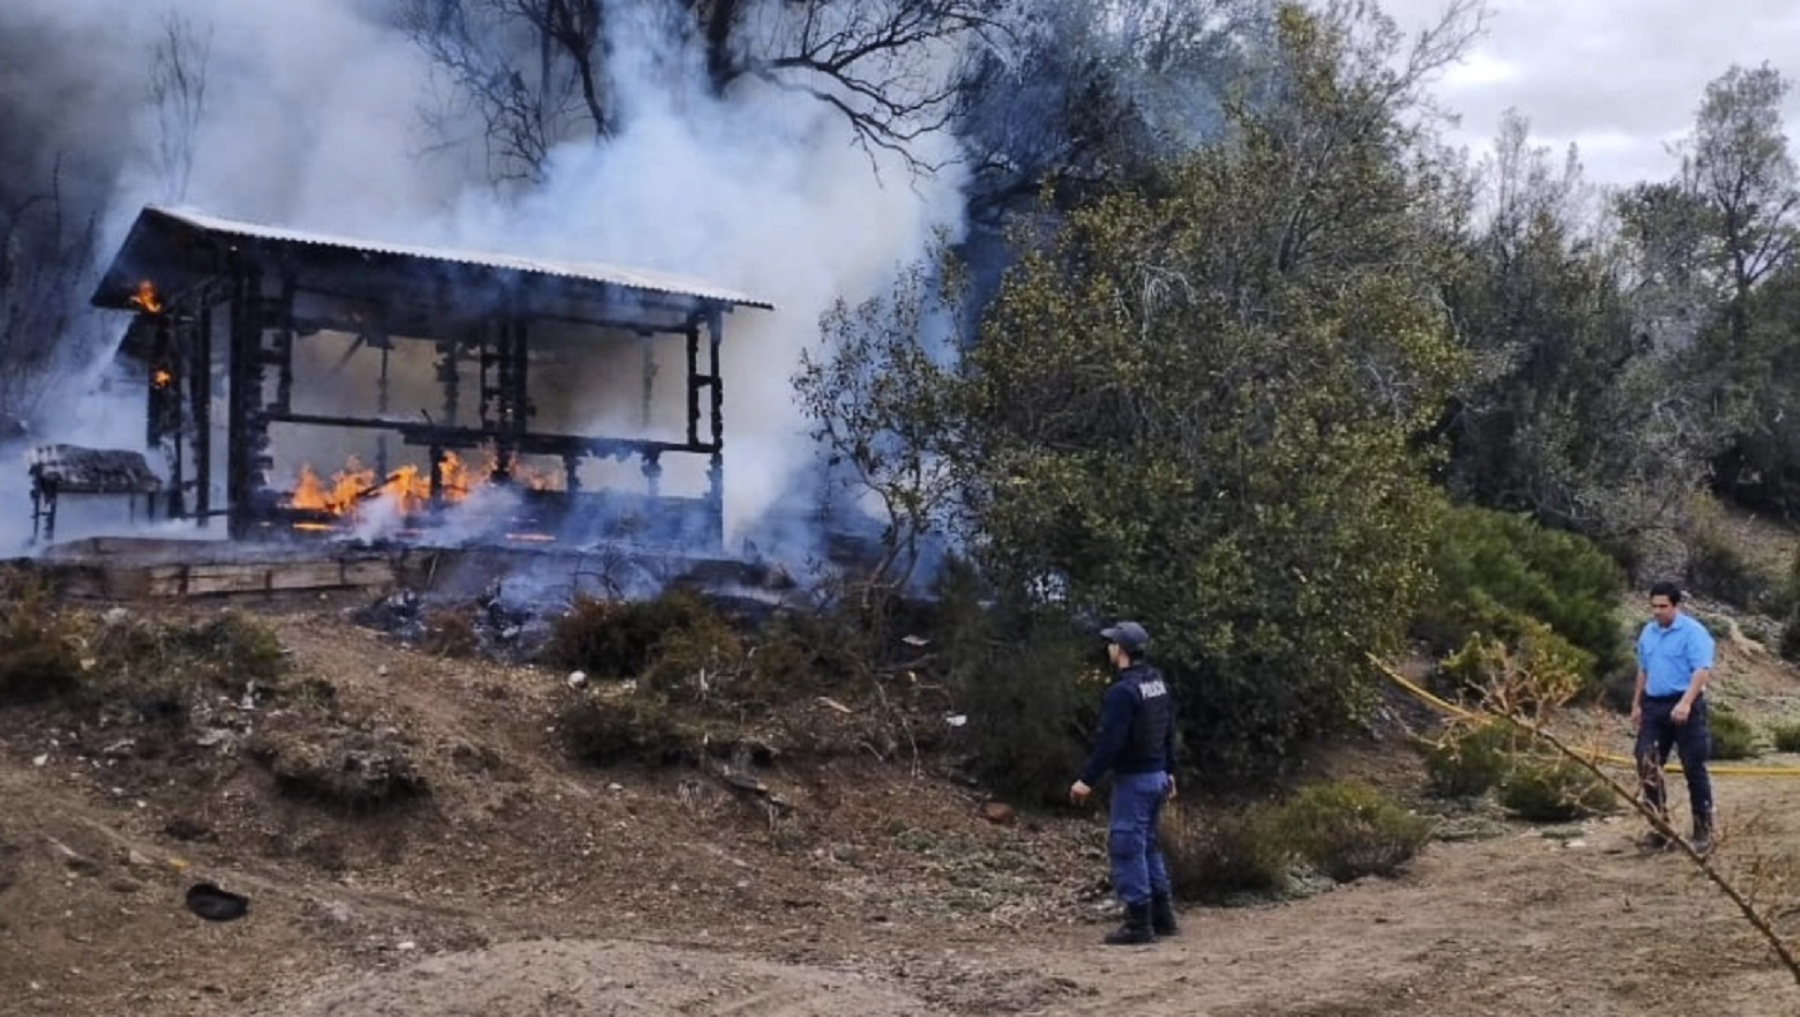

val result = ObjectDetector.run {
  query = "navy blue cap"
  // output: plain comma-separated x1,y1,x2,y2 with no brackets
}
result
1100,621,1150,652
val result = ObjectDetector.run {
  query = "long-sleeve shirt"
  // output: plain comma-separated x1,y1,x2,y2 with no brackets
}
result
1079,663,1176,786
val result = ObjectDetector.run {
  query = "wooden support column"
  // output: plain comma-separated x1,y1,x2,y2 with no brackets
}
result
190,301,214,524
685,318,702,447
226,267,271,539
705,306,725,550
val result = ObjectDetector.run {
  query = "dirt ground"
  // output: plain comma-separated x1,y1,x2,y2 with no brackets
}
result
5,593,1800,1016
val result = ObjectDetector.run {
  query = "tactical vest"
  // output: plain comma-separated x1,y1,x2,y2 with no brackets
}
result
1124,664,1174,764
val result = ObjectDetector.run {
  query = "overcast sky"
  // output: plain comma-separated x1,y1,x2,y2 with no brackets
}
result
1379,0,1800,186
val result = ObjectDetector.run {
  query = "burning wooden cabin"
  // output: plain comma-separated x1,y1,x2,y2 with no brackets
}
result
89,205,772,549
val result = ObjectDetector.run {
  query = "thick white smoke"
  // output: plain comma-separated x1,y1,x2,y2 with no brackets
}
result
1,0,969,557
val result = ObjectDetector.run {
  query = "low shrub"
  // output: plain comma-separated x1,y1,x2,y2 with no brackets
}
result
639,611,752,702
932,559,1094,805
1709,708,1760,760
547,589,713,679
248,727,428,812
1681,498,1776,610
420,608,478,658
1771,721,1800,754
1274,780,1432,883
169,611,285,684
1780,611,1800,665
1160,802,1290,901
558,693,695,766
1497,760,1617,821
1438,624,1587,712
0,572,83,706
1420,722,1524,798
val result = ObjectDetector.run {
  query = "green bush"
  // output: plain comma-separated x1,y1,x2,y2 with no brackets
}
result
1498,760,1617,821
558,692,695,766
1771,721,1800,753
1274,780,1432,883
1684,535,1772,610
0,573,83,706
169,611,286,684
547,589,713,679
1160,803,1291,901
1709,708,1760,760
1421,722,1524,798
1780,611,1800,665
1415,506,1627,692
1681,499,1776,610
931,559,1094,804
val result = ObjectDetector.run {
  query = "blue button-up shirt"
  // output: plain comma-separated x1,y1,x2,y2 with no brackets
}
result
1636,612,1715,697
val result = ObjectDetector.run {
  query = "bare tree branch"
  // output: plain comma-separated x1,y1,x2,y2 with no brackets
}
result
148,11,212,204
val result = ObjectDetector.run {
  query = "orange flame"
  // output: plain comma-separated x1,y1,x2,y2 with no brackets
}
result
152,369,174,388
130,280,164,314
284,445,565,526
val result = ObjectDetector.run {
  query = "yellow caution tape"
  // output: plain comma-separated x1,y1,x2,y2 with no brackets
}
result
1367,654,1800,778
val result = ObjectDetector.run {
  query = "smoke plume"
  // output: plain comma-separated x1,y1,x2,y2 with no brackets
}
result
0,0,970,559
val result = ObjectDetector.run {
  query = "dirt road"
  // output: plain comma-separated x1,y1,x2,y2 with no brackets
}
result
4,604,1799,1016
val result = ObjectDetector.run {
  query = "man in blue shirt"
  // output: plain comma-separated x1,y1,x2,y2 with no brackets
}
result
1070,620,1179,945
1633,581,1716,854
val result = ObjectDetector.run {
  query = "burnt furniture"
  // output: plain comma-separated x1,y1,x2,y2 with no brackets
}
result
29,444,163,543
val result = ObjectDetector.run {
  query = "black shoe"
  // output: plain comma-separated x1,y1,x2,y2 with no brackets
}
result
1637,830,1671,852
1103,902,1155,946
1691,825,1714,857
1150,892,1180,937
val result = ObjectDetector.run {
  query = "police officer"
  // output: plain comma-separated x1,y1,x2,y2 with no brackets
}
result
1070,620,1179,945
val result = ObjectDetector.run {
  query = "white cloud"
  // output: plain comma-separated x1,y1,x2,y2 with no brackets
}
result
1381,0,1800,184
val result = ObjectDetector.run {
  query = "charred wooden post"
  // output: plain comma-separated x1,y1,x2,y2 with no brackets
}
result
685,317,702,448
429,444,446,505
436,338,461,426
706,306,725,551
225,267,266,539
376,337,392,480
190,297,214,523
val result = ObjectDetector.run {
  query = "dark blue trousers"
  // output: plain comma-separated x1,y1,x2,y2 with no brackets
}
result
1109,771,1172,906
1635,696,1713,832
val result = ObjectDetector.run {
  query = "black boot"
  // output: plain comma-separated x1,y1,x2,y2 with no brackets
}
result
1150,892,1180,937
1103,902,1155,946
1691,818,1714,857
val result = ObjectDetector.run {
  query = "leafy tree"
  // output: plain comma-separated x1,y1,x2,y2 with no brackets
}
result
1679,63,1798,346
1442,113,1717,540
951,2,1473,776
796,254,967,591
1657,64,1800,511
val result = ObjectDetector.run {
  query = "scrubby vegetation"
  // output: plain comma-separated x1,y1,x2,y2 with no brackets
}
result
0,571,83,706
1275,781,1434,883
1422,723,1526,798
0,569,290,724
1422,720,1618,821
1710,708,1762,761
1772,721,1800,754
1160,780,1431,902
1160,803,1291,901
1498,760,1617,822
1416,506,1628,694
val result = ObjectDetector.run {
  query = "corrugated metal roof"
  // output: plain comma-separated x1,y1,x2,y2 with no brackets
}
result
141,204,773,309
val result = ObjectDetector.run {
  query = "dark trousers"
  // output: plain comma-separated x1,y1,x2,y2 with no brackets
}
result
1109,771,1172,907
1635,696,1713,833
